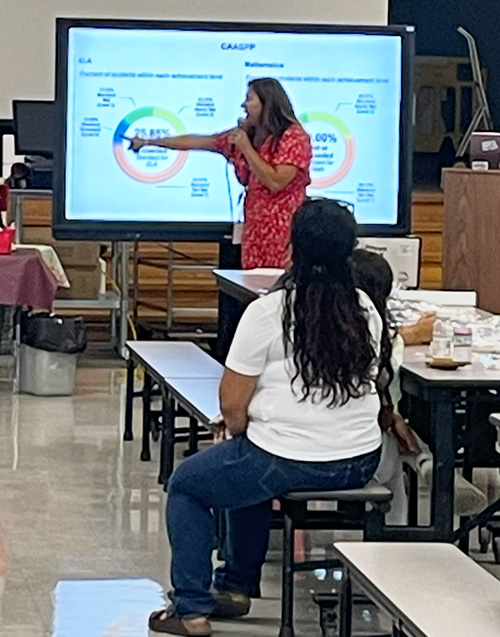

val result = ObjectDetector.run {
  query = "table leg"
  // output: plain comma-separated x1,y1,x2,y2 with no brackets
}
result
338,570,353,637
13,194,22,243
430,397,456,541
12,307,21,394
123,357,135,441
0,305,5,346
279,509,296,637
216,291,240,363
407,466,419,527
140,372,152,461
188,416,199,455
118,242,129,358
159,391,175,486
110,308,117,346
111,243,119,348
458,462,474,553
458,396,489,552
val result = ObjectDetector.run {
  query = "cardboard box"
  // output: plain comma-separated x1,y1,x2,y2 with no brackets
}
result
357,237,421,289
22,226,100,267
56,265,101,300
50,242,100,268
19,226,53,244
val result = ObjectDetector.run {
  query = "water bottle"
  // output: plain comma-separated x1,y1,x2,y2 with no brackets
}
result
453,323,473,364
431,312,454,361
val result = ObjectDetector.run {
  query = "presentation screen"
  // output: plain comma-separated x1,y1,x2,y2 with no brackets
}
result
54,19,414,240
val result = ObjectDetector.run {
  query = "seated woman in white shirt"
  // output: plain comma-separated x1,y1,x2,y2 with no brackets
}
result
149,198,383,637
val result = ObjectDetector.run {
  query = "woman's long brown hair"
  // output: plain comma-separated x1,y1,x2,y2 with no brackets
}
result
247,78,300,149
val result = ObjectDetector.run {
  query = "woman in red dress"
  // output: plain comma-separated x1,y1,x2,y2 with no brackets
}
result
130,78,312,269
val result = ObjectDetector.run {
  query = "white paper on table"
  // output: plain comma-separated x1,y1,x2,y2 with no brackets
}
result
14,244,70,288
245,268,285,276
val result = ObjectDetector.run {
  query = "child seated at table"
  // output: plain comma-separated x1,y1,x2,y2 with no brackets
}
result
351,249,487,524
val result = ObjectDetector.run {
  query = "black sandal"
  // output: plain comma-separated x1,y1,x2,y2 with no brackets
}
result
149,607,212,636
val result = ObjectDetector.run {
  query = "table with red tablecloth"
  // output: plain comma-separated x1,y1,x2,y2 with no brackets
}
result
0,249,60,392
0,249,59,308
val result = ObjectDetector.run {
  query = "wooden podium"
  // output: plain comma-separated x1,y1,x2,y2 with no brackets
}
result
442,167,500,313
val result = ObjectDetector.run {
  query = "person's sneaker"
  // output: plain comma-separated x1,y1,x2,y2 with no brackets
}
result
210,589,251,619
149,608,212,635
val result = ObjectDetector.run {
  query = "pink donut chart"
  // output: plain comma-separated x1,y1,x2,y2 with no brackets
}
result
113,106,187,183
300,111,356,187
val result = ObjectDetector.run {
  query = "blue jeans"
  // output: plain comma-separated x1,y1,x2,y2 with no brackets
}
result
167,435,380,617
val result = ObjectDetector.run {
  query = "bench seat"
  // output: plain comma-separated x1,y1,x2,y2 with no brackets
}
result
334,542,500,637
284,484,392,504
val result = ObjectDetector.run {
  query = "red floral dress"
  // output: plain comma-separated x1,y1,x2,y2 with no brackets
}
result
214,125,312,269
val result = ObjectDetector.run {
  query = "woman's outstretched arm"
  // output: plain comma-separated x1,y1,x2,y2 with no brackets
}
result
129,132,226,153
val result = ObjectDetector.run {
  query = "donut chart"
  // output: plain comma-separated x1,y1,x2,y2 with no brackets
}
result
113,107,188,183
300,111,356,187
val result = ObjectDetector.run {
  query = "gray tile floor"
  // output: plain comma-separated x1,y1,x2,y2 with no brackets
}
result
1,366,500,636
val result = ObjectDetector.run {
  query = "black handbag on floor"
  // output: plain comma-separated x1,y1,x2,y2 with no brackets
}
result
21,312,87,354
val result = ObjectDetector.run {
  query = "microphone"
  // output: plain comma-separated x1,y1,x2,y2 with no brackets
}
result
231,118,248,154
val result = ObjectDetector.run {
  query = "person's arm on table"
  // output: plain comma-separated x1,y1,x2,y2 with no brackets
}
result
398,313,436,345
219,369,258,436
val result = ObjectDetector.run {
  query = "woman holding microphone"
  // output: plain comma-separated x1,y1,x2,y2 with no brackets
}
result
130,78,312,269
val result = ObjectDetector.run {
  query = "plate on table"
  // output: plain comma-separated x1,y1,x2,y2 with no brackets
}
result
426,359,466,370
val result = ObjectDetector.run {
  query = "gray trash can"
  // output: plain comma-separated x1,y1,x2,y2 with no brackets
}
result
19,344,78,396
19,313,87,396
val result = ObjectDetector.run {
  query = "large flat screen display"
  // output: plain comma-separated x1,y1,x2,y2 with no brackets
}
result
54,19,414,240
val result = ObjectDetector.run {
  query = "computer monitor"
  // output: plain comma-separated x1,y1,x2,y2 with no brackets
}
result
13,100,55,158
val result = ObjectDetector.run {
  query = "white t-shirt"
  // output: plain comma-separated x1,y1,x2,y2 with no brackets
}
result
225,288,382,461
